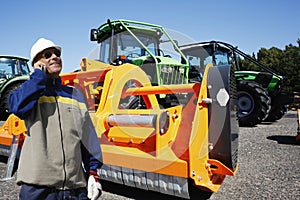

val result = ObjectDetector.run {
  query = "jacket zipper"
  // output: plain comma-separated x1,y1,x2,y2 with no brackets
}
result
55,95,67,189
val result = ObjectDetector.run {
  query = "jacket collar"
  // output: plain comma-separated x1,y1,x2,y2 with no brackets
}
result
46,77,62,88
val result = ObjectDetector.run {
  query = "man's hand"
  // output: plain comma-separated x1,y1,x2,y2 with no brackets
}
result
87,170,102,200
33,61,47,72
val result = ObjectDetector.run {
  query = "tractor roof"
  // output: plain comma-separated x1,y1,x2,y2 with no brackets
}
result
0,55,29,61
96,19,164,43
180,41,282,78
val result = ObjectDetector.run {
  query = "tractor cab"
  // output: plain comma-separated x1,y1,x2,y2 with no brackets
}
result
0,56,30,85
180,42,237,82
90,19,189,86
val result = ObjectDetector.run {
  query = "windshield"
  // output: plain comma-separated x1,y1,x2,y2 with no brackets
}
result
181,46,212,78
0,58,29,79
97,31,159,63
215,49,230,66
19,59,30,74
89,28,185,65
181,45,232,74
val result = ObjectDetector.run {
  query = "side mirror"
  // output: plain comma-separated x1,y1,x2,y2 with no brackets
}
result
90,29,98,41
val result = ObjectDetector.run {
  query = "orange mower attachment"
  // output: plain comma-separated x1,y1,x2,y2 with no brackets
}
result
60,62,239,199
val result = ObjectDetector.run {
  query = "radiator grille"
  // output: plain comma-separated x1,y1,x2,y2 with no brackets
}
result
159,65,188,85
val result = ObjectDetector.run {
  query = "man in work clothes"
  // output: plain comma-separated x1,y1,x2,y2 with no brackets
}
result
9,38,103,200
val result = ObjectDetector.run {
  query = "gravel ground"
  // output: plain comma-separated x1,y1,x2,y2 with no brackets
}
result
0,111,299,200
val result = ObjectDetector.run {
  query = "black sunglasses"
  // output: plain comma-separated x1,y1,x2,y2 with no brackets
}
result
44,49,61,59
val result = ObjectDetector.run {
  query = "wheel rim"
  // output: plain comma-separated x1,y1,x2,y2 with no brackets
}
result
238,91,254,117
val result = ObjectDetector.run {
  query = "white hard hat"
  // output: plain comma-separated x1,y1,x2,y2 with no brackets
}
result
30,38,61,66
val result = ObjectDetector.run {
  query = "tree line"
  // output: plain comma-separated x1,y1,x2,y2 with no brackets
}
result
239,39,300,93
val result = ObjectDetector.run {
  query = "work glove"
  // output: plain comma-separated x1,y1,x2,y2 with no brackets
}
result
87,170,102,200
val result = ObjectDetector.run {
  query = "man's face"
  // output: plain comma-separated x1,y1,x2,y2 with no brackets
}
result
35,47,62,78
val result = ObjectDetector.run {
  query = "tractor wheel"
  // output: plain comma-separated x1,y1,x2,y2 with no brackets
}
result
237,81,271,127
264,104,287,122
0,83,23,121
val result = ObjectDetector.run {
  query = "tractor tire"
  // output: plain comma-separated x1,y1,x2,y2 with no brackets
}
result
237,81,271,127
0,83,23,121
264,104,287,122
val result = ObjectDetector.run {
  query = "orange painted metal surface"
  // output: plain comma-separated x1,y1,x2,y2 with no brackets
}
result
0,114,26,146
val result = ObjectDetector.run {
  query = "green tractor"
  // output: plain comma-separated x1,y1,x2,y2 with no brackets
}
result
0,56,30,120
89,19,190,108
179,41,295,126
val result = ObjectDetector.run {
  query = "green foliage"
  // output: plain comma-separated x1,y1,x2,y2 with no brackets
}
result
239,39,300,92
